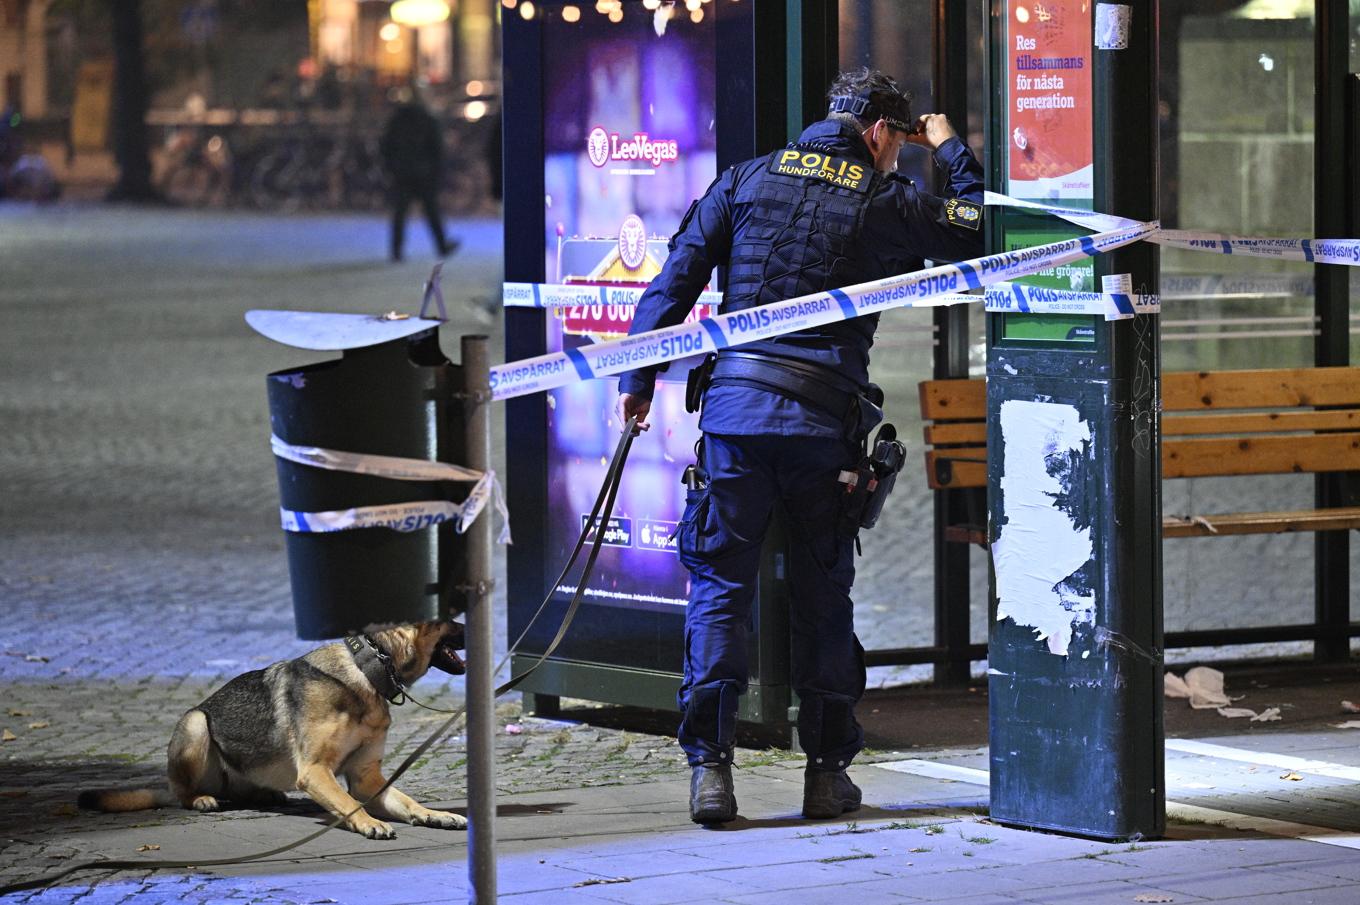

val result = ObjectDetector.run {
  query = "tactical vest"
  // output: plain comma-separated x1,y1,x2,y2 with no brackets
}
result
725,142,881,348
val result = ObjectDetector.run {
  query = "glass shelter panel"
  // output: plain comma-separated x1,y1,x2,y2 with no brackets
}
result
838,0,992,671
1159,6,1326,645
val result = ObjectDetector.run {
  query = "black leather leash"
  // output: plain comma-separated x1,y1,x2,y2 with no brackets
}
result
0,418,639,896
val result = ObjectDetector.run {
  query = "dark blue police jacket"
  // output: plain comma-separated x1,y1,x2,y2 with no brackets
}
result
619,119,984,438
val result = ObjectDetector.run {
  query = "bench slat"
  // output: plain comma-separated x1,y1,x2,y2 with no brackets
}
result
919,378,985,420
1163,433,1360,478
928,433,1360,487
923,422,987,444
924,450,987,489
1163,410,1360,435
1162,507,1360,537
947,508,1360,544
927,408,1360,441
1162,366,1360,410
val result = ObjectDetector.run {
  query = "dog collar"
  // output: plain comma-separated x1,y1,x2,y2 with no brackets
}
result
344,634,407,704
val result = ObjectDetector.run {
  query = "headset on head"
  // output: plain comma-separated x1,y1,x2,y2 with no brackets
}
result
829,92,913,134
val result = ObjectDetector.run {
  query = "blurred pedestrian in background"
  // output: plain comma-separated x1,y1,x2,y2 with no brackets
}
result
379,86,456,262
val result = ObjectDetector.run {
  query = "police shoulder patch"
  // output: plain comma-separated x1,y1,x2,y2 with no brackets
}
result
944,198,982,230
767,148,871,191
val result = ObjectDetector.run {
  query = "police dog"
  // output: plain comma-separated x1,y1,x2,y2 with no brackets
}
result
79,621,468,839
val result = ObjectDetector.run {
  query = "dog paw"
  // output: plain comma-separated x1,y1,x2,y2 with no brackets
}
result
189,795,221,812
353,819,397,840
411,810,468,830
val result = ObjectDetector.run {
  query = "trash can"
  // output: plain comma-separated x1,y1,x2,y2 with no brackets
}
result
249,310,469,639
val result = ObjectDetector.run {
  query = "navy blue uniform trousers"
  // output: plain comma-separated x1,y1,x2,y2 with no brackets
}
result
676,432,866,770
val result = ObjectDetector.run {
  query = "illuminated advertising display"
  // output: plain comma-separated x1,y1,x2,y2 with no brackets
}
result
1006,0,1093,201
542,4,716,610
1003,0,1096,341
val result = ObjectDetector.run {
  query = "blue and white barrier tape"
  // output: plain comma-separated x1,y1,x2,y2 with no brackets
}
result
271,435,511,542
982,191,1144,232
1152,230,1360,266
983,280,1159,320
985,191,1360,266
502,282,724,309
489,220,1156,400
490,193,1357,400
280,500,469,535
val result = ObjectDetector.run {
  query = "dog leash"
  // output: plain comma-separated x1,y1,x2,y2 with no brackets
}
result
0,419,640,896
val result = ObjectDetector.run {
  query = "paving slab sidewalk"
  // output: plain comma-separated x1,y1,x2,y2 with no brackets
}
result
6,745,1360,904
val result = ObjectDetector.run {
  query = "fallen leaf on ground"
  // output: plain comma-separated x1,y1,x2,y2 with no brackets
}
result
136,844,161,852
7,709,31,717
1342,700,1360,713
1,730,16,742
1280,772,1304,781
1250,708,1282,723
1133,895,1174,903
51,803,78,816
1331,721,1360,729
1216,707,1257,719
573,877,630,888
28,721,49,730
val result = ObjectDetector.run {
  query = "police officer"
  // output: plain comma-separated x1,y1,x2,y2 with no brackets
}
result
617,68,984,824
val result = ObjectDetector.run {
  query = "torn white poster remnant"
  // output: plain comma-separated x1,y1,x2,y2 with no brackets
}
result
992,399,1094,656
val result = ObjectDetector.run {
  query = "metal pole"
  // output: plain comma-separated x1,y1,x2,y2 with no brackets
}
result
462,334,496,903
930,0,973,687
1312,0,1350,663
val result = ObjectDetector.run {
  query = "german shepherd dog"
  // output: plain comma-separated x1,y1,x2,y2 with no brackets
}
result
79,621,468,839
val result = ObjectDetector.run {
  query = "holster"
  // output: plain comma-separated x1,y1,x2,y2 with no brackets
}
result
685,353,718,414
838,423,907,536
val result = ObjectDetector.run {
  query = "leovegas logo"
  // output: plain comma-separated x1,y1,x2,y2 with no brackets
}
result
586,127,610,167
618,215,648,270
586,125,679,168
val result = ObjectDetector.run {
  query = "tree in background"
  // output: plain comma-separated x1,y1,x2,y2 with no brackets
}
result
106,0,157,201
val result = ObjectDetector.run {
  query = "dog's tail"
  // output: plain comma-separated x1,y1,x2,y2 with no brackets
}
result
77,788,177,812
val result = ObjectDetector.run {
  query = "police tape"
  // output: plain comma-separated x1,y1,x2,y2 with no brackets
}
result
490,193,1359,400
986,191,1360,266
280,500,471,535
271,435,511,542
1152,230,1360,266
488,220,1157,400
983,281,1159,320
502,282,724,309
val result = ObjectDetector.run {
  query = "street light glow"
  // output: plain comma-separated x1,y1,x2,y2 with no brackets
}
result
389,0,450,27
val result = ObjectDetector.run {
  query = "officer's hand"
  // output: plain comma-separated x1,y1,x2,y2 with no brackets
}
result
906,114,958,151
618,393,652,434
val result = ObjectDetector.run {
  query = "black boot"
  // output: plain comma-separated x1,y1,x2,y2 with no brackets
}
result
802,768,861,819
690,763,737,824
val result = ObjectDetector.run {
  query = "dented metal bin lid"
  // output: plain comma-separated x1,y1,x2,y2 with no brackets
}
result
246,310,444,351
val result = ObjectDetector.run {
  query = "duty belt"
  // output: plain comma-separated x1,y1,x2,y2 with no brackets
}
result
709,351,862,422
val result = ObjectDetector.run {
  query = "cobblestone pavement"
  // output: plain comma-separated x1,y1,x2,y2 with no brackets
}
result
5,204,1360,903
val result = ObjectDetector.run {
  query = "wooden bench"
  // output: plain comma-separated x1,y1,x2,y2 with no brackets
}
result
920,366,1360,544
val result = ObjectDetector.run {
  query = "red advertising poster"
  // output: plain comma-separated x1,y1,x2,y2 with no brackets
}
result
1007,0,1093,202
